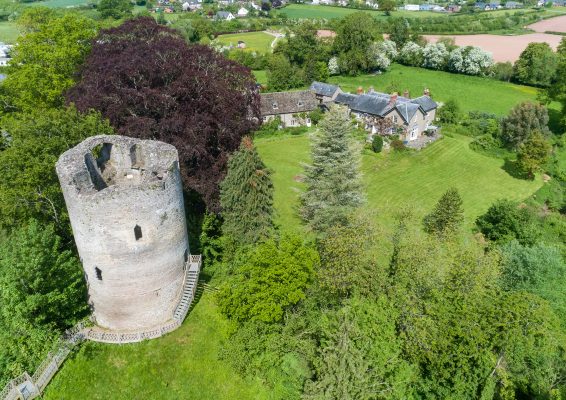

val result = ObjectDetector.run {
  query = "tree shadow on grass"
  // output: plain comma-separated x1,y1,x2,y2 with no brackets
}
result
502,158,529,180
548,107,563,135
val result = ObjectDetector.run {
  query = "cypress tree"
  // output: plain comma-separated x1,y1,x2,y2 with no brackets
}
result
423,188,464,238
220,137,274,246
301,106,363,233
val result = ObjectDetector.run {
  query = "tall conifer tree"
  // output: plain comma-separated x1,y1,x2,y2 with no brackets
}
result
220,137,274,246
301,106,363,232
423,188,464,238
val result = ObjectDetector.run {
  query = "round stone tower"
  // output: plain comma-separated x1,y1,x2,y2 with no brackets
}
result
56,135,189,331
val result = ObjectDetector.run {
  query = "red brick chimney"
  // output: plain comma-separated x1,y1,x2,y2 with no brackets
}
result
357,86,363,95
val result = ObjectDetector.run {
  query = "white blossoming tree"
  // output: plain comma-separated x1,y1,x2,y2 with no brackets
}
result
398,41,423,67
328,56,340,75
377,40,398,60
367,42,391,71
448,46,494,76
421,42,449,70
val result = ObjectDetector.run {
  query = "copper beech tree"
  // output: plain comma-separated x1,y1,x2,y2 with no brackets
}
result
67,17,260,211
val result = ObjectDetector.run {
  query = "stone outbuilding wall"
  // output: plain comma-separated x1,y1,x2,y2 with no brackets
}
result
56,135,189,331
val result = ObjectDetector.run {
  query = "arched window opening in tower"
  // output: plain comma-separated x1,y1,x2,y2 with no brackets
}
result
134,225,142,241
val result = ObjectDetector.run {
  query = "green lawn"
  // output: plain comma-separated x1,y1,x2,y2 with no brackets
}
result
217,31,274,53
253,70,267,85
28,0,89,7
328,64,553,115
44,292,274,400
256,132,543,231
0,21,20,44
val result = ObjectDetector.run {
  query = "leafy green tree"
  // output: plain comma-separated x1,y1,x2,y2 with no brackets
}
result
513,42,558,87
217,235,318,324
0,220,88,385
301,106,363,233
493,292,566,398
97,0,133,19
500,101,550,150
277,21,321,66
371,135,383,153
423,188,464,238
500,240,566,322
304,297,415,400
0,220,87,330
333,12,380,75
547,37,566,129
491,61,514,82
220,137,274,246
171,17,199,42
389,18,411,47
516,130,551,178
379,0,396,14
316,217,383,301
0,13,97,112
475,200,538,245
266,54,303,91
16,6,55,33
437,98,461,124
0,107,113,238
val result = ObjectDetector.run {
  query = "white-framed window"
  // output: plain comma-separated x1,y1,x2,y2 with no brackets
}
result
272,102,278,110
392,115,398,124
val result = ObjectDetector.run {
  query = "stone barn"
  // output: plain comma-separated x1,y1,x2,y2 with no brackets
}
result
56,135,192,333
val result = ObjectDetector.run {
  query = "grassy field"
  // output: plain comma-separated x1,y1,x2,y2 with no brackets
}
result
28,0,89,7
44,292,274,400
217,31,274,53
256,132,543,230
0,21,20,44
328,64,551,115
276,4,440,19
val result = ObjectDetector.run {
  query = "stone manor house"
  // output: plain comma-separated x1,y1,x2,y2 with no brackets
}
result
260,82,438,143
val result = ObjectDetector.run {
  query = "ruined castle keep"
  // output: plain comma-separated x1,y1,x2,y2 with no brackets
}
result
56,135,190,331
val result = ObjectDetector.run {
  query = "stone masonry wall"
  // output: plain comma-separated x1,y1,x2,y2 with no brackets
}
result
56,135,189,331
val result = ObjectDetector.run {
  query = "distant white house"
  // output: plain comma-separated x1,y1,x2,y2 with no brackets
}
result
182,0,202,10
365,0,379,8
215,11,235,20
404,4,420,10
250,2,261,10
237,7,249,16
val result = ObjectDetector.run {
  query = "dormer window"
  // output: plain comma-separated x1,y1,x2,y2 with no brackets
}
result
272,102,278,110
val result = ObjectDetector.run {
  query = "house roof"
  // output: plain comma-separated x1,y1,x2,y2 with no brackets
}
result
350,94,391,116
394,102,420,123
260,91,318,116
410,95,438,112
334,93,357,107
348,91,437,123
216,11,233,18
310,81,340,97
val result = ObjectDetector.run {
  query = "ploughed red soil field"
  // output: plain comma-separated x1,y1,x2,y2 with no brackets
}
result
527,14,566,33
425,33,563,62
